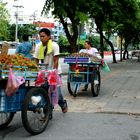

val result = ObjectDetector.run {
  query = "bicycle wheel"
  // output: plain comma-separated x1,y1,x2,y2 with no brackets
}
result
21,87,51,135
91,71,101,97
0,113,14,129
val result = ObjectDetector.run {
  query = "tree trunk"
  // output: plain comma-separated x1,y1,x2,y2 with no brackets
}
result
103,35,117,63
95,18,104,58
59,16,78,53
99,29,104,58
120,37,123,61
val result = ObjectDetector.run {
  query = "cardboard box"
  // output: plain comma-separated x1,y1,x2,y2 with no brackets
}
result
1,42,10,55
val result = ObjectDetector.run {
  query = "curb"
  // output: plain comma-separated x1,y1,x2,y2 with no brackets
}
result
97,111,140,116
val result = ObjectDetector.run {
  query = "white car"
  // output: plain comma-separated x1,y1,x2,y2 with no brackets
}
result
8,48,16,54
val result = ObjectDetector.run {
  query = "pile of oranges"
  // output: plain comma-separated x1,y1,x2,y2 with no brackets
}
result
0,54,38,71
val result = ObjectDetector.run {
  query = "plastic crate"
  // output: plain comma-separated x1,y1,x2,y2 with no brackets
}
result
0,88,27,112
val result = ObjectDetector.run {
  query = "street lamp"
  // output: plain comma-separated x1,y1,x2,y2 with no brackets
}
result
13,5,24,42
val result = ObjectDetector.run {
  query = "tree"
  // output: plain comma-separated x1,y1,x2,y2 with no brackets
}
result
116,0,140,60
42,0,140,60
8,24,38,41
42,0,90,53
18,24,38,41
7,24,16,41
88,0,140,62
0,0,9,40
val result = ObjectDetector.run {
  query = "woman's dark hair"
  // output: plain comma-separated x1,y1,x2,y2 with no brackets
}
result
22,34,29,41
39,28,51,36
85,40,93,47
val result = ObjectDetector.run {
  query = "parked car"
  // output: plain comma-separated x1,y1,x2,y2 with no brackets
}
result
8,48,16,54
8,42,20,54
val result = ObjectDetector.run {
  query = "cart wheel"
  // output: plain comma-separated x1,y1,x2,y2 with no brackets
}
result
73,83,80,97
67,82,74,95
0,113,14,129
21,87,51,135
91,71,101,97
67,82,80,97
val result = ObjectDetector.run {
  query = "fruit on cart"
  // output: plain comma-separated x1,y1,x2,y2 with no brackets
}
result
70,64,87,72
0,54,38,71
66,52,101,63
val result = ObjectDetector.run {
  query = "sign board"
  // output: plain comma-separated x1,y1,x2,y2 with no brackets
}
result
33,21,55,28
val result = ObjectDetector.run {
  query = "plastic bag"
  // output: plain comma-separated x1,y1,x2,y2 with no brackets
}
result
5,68,25,96
102,61,111,72
47,70,61,106
47,70,62,86
49,85,58,106
35,70,46,86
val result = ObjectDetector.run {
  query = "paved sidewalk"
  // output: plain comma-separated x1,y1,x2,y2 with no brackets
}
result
59,57,140,115
99,58,140,114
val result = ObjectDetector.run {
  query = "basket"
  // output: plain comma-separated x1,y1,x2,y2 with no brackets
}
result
0,87,27,112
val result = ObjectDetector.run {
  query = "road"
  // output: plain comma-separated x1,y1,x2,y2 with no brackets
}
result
0,112,140,140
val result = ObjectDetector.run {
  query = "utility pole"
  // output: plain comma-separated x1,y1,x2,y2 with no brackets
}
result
13,5,24,42
32,10,38,22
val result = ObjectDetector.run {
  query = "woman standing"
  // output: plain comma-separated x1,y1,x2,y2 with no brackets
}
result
79,40,98,56
80,40,99,91
16,34,33,59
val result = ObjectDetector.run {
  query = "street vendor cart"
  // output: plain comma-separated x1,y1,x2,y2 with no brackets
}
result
0,63,57,135
64,53,102,97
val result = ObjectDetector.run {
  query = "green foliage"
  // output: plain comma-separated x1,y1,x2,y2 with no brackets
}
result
18,24,38,41
42,0,91,52
58,35,69,46
42,0,140,54
115,0,140,49
0,0,10,40
58,35,70,53
7,24,16,41
88,0,140,53
7,24,38,41
77,39,86,50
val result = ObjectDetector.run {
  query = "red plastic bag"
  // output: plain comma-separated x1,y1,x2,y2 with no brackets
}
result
47,70,62,86
5,68,25,96
47,71,57,86
35,70,46,86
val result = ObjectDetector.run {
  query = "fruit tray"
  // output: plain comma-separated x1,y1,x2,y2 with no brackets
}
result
0,64,38,80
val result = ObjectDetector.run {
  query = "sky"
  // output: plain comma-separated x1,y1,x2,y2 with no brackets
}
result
3,0,46,16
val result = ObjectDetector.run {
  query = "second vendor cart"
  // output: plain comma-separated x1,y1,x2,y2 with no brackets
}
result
64,56,102,97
